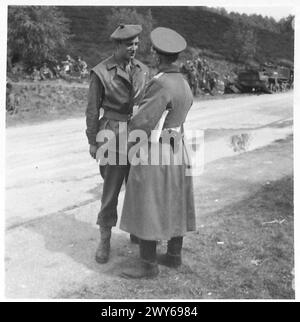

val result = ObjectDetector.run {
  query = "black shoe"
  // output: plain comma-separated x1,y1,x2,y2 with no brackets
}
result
121,261,159,279
130,234,140,244
157,253,182,268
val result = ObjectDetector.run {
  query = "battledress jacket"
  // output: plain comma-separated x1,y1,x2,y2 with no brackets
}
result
85,55,149,146
120,64,196,241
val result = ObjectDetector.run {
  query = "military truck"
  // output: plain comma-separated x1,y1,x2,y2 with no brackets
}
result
235,69,272,94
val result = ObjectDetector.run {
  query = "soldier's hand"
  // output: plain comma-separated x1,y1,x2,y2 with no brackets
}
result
89,144,97,159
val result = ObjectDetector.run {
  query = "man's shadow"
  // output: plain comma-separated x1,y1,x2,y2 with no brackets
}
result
25,184,138,277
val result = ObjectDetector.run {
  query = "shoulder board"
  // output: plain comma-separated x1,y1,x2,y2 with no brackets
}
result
153,72,164,80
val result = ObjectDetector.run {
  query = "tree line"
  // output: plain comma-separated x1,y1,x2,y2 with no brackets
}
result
204,6,294,34
7,6,294,72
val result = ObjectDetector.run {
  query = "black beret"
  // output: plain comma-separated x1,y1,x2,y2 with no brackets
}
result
110,24,142,40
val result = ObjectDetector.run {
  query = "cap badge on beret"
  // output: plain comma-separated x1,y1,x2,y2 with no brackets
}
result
150,27,187,55
110,24,142,40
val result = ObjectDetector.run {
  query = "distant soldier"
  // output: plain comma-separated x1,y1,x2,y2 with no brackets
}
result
216,79,225,95
186,61,198,96
201,60,211,92
195,56,203,73
31,66,41,81
61,61,71,75
40,63,53,80
6,82,20,114
77,56,88,77
224,74,233,93
179,62,187,73
66,54,76,64
281,81,287,92
189,68,199,96
62,55,76,73
179,61,189,81
224,74,230,86
11,62,24,75
194,56,204,89
77,56,87,70
269,72,280,92
208,72,217,94
49,59,62,78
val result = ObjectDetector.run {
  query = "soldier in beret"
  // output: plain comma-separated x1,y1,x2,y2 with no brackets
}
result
120,27,196,278
85,24,149,264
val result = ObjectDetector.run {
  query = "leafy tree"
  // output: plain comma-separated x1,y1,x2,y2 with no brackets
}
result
106,8,155,55
279,15,295,33
224,21,257,63
7,6,71,67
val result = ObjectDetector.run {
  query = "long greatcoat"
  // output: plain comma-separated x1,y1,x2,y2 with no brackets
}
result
120,64,196,241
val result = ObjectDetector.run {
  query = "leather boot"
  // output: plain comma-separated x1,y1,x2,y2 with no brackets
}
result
130,234,140,244
121,240,159,279
157,236,183,268
95,227,111,264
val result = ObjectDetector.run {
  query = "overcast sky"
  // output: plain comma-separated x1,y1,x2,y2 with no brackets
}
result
2,1,296,21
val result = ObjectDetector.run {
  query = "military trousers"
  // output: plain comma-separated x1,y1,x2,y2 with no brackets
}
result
96,164,130,228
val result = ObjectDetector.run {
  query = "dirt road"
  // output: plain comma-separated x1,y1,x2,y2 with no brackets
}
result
5,92,293,298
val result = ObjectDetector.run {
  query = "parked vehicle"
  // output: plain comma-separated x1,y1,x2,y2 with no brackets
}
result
235,69,272,93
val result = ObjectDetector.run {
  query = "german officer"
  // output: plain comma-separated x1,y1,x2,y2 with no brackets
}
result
120,27,196,278
86,24,149,264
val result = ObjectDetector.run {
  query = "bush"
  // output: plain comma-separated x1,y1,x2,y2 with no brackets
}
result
8,6,71,67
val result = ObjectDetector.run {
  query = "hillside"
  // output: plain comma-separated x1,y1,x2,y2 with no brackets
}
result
60,6,294,67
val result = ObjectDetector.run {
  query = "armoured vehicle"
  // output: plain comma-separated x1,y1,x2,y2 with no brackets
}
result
235,69,272,93
225,61,293,94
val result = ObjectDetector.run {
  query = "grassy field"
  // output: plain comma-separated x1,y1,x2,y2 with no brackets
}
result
6,80,255,128
187,175,294,299
55,136,294,299
6,81,88,127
